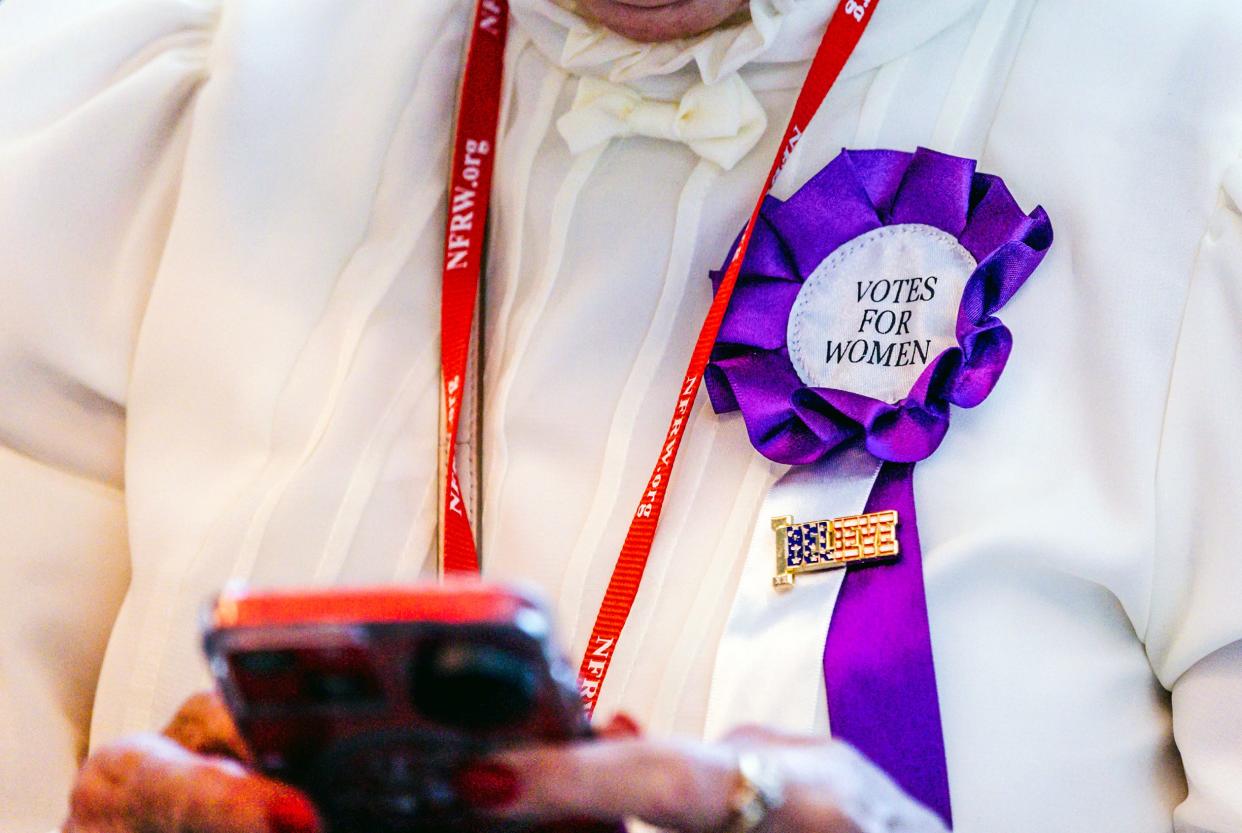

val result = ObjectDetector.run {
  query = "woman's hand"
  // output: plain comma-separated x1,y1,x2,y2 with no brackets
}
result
64,692,320,833
468,724,947,833
65,697,943,833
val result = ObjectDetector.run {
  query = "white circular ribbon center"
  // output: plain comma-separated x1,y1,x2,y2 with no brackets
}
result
787,223,977,404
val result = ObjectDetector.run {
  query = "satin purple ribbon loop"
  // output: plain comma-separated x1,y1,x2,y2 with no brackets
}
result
704,148,1053,828
705,147,1053,466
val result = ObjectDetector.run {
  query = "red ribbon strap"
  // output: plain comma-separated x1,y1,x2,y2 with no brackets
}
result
439,0,509,575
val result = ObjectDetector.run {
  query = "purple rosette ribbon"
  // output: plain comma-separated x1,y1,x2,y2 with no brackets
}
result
705,147,1053,828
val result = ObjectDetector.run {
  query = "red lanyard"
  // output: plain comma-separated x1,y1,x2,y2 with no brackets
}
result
440,0,879,716
439,0,509,575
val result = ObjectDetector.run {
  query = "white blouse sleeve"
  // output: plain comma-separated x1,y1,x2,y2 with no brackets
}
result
1148,160,1242,832
0,1,215,829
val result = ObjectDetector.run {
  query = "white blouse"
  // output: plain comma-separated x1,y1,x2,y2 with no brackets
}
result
1,0,1241,830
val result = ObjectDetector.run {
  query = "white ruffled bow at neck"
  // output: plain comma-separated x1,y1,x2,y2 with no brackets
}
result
556,74,768,169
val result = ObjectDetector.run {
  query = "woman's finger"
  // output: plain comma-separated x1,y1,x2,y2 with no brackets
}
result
722,723,822,748
65,734,319,833
485,737,738,830
480,734,874,833
595,712,642,740
162,690,253,762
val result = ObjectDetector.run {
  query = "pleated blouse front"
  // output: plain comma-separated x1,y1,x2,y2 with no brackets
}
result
2,1,1242,831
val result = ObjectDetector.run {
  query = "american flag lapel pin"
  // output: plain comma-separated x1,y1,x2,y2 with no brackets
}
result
771,510,900,590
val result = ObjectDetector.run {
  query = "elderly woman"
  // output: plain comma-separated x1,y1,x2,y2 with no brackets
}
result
1,0,1241,831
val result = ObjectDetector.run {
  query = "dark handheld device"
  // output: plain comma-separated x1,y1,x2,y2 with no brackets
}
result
204,583,614,833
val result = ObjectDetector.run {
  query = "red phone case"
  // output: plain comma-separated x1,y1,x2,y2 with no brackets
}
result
205,583,620,833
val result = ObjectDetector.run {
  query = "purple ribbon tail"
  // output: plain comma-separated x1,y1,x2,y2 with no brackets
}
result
823,462,952,828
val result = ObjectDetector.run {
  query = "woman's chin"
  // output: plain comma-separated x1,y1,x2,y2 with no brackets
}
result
575,0,750,42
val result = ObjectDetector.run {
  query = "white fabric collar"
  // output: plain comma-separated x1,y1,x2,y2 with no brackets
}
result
510,0,984,87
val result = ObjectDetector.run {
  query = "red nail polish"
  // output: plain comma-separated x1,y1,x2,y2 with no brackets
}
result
267,792,321,833
610,712,642,737
455,761,521,809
